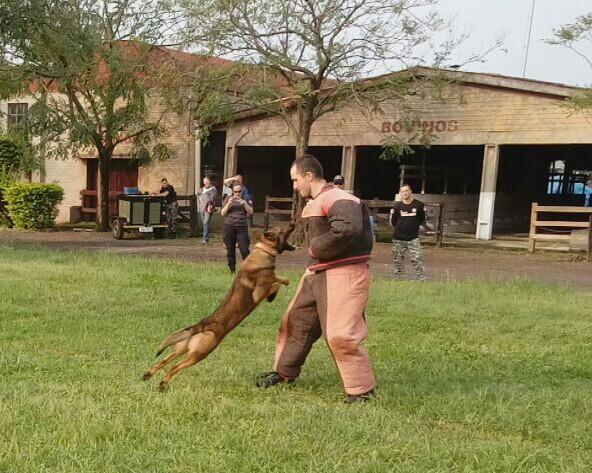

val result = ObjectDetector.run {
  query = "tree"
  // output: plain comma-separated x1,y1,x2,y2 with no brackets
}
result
180,0,479,241
549,13,592,197
0,0,234,231
549,13,592,109
183,0,468,154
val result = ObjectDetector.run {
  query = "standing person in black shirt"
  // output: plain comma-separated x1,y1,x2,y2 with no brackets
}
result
221,183,253,273
390,184,426,280
153,177,178,238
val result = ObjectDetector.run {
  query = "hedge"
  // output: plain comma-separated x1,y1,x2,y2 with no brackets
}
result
3,183,64,229
0,137,22,172
0,186,12,228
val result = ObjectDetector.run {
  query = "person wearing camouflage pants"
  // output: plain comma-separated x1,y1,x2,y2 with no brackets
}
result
390,184,426,281
153,178,178,238
392,238,424,280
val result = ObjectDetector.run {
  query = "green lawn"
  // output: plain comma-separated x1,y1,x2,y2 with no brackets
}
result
1,246,592,473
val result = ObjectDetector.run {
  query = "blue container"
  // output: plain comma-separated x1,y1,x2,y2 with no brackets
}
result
123,186,139,195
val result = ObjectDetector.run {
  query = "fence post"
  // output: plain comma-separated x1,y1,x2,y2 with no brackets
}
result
528,202,538,253
588,215,592,263
264,196,270,231
189,195,198,237
436,203,445,248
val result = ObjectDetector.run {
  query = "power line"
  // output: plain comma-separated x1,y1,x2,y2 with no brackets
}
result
522,0,537,78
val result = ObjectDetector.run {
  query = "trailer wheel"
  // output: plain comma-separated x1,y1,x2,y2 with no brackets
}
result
153,227,166,239
112,218,125,240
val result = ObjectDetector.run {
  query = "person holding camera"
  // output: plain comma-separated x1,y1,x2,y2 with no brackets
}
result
221,183,253,273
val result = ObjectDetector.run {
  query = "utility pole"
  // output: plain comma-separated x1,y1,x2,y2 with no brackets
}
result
522,0,537,77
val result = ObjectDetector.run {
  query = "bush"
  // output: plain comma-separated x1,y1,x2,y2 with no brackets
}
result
0,186,13,228
3,183,64,229
0,137,22,172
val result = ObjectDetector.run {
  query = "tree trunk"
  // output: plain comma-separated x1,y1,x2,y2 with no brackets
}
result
96,149,112,232
291,107,315,246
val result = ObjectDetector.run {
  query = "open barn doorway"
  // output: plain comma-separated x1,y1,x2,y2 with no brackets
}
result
236,146,343,210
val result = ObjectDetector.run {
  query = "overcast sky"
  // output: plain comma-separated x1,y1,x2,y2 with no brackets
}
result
438,0,592,86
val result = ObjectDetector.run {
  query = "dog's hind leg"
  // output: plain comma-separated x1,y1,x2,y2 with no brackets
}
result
158,331,218,391
143,342,187,381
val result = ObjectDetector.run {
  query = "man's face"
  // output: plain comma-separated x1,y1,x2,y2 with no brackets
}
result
290,165,313,199
203,177,211,187
400,186,412,200
232,186,242,199
161,179,168,187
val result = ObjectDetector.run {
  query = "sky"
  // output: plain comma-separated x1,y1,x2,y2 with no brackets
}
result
436,0,592,86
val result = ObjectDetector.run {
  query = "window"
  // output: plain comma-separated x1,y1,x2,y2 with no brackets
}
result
547,160,592,205
547,160,564,194
7,103,28,127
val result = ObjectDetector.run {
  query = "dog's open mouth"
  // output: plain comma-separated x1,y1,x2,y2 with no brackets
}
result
278,224,296,253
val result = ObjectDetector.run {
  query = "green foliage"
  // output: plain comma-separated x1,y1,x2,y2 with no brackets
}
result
0,137,21,171
0,185,12,227
0,129,39,178
548,13,592,111
3,183,63,229
380,117,436,161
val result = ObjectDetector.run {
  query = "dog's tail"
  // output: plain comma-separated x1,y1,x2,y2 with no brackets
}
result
155,326,195,357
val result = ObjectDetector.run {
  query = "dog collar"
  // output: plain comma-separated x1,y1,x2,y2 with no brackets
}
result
255,243,278,256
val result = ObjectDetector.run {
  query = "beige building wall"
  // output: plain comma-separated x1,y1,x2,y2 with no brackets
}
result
225,82,592,147
44,158,87,222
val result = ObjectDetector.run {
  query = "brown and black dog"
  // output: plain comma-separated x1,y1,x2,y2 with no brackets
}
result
143,224,295,391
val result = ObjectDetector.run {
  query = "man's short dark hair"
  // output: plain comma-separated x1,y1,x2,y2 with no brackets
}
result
400,183,412,191
292,154,324,179
161,178,168,183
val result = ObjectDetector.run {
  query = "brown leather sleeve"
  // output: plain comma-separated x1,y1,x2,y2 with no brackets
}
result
309,199,364,261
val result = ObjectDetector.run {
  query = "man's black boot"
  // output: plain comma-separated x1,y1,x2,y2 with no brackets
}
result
255,371,293,388
344,389,376,404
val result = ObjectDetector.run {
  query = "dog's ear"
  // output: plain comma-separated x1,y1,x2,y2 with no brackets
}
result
263,231,277,241
252,230,263,241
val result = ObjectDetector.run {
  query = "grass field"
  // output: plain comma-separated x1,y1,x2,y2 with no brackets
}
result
1,246,592,472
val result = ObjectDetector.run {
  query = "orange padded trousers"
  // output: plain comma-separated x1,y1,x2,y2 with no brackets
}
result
273,263,376,396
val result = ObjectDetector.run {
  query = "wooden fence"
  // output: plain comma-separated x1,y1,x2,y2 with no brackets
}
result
177,194,199,237
263,196,445,246
528,203,592,261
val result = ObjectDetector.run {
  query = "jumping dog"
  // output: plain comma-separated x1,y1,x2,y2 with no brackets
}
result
143,224,295,391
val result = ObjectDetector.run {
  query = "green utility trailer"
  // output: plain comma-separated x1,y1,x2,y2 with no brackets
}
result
112,194,168,240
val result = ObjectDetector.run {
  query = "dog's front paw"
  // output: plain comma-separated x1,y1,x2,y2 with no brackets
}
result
158,381,169,392
267,292,278,303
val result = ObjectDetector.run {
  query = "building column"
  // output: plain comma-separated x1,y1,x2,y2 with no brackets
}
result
341,145,357,192
224,146,238,179
476,144,500,240
193,136,202,195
